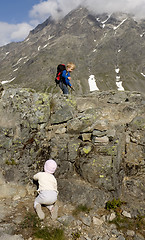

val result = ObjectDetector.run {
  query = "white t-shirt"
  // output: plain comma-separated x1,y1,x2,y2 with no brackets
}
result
33,172,58,192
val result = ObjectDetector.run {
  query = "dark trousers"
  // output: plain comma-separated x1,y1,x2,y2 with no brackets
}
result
59,81,69,94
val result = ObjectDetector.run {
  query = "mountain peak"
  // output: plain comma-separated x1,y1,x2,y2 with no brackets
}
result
30,16,55,35
0,6,145,94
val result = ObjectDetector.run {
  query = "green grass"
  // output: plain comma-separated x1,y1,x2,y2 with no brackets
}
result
72,204,91,216
105,198,126,211
20,212,41,230
71,230,81,240
105,200,145,236
5,158,17,165
34,227,66,240
110,214,145,234
20,212,66,240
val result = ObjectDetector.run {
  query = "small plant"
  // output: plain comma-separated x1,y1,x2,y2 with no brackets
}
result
20,212,66,240
5,158,17,165
110,214,145,235
71,230,81,240
105,198,125,211
20,212,41,229
72,204,91,216
135,214,145,230
35,227,66,240
110,214,134,230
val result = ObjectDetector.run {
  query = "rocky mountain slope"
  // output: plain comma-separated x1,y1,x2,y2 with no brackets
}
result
0,6,145,240
0,7,145,94
0,84,145,239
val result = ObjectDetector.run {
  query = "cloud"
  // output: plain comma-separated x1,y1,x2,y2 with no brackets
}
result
29,1,59,21
29,0,86,21
11,23,33,40
84,0,145,18
29,0,145,20
1,0,145,47
0,22,33,47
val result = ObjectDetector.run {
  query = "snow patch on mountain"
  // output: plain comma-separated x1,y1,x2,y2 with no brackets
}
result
13,56,28,66
115,67,120,74
116,81,124,91
88,75,99,91
1,77,16,85
96,15,111,28
140,33,145,37
13,68,18,72
141,72,145,77
24,38,29,42
115,67,124,91
42,43,49,49
48,35,54,40
114,18,127,30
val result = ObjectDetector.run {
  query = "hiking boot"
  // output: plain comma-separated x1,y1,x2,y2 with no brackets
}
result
50,204,58,220
35,204,45,220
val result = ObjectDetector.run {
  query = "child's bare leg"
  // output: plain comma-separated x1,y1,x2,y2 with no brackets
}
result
34,194,45,220
46,203,58,220
35,204,45,220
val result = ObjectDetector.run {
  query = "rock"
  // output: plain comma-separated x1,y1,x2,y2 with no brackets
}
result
82,133,92,141
0,234,24,240
0,203,8,221
122,211,131,218
107,92,128,104
129,116,145,130
67,118,83,133
51,105,73,124
0,224,15,237
81,145,92,154
92,120,109,131
92,130,106,137
80,215,92,226
93,217,104,225
0,88,145,239
125,134,130,143
102,237,110,240
109,213,116,221
92,136,109,145
106,129,116,140
116,236,125,240
111,229,120,236
0,83,4,93
134,233,145,240
55,126,66,134
57,215,75,226
126,230,135,236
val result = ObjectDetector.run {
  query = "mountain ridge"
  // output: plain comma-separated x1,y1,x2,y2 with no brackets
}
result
0,7,145,94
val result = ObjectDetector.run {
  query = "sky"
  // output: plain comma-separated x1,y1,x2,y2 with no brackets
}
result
1,0,145,47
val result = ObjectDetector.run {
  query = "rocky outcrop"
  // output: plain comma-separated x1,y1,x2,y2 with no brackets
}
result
0,88,145,215
0,88,145,239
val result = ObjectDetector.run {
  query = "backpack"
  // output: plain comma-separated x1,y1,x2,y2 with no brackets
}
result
55,64,66,85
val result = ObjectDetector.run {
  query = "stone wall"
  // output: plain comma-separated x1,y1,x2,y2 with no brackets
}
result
0,87,145,215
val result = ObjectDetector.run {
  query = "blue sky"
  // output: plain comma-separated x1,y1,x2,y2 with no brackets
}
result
0,0,40,24
0,0,145,47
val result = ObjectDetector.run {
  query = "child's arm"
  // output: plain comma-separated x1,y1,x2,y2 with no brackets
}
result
33,173,39,181
62,70,72,87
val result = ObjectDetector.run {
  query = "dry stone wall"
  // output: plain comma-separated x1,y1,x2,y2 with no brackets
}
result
0,87,145,215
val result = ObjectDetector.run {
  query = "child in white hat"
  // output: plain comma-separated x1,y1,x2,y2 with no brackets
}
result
33,159,58,220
